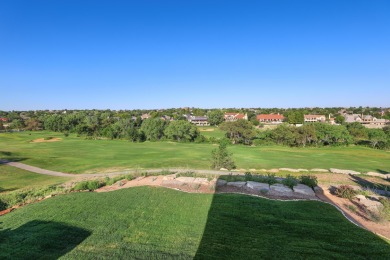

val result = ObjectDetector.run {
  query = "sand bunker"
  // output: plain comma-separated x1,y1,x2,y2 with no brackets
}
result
31,137,62,143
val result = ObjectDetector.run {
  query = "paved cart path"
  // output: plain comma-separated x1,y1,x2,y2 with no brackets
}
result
0,159,236,178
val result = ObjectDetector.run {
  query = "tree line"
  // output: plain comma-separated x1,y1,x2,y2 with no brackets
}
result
220,120,390,149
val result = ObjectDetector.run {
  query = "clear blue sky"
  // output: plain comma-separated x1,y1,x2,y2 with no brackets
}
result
1,0,389,110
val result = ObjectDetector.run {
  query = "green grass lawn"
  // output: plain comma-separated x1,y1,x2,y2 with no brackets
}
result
0,187,388,259
0,131,389,174
198,126,226,139
0,164,68,193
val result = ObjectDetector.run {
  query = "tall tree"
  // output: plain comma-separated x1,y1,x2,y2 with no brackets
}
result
140,118,166,141
368,129,387,148
220,119,255,145
164,120,199,142
207,110,224,126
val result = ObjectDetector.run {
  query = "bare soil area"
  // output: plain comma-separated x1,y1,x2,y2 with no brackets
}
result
31,138,62,143
316,185,390,240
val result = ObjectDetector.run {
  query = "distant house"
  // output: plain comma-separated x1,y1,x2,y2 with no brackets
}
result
0,118,8,122
256,114,284,124
344,114,362,123
344,114,388,127
141,113,150,120
188,116,210,126
160,115,173,121
304,115,326,123
224,113,248,122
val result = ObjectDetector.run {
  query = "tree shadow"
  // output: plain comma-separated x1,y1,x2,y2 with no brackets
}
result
349,175,390,196
194,176,390,259
376,169,389,174
0,154,28,163
0,187,17,193
0,220,91,259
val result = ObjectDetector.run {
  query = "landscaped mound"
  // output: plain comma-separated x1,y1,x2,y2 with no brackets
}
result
0,186,389,259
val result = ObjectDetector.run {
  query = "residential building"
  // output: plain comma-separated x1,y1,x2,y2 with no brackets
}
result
344,114,362,123
256,114,284,124
224,113,248,122
188,116,210,126
141,113,150,120
304,114,326,123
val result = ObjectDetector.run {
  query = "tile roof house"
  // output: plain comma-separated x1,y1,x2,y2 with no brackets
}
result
304,115,326,123
224,113,248,122
256,114,285,124
0,118,8,122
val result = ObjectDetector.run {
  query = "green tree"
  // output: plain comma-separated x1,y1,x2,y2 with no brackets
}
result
210,142,236,170
140,118,166,141
287,111,304,124
25,118,42,131
346,122,368,143
271,124,296,146
335,114,345,124
10,119,25,130
164,120,199,142
295,124,317,147
220,119,256,145
314,123,352,146
368,129,387,148
207,110,224,126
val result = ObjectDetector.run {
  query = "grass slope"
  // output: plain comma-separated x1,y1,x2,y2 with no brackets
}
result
0,187,389,259
0,131,389,174
0,165,68,193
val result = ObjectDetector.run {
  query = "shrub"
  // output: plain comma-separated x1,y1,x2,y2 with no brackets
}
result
0,185,66,210
125,175,135,181
335,185,356,199
346,204,357,213
244,172,252,181
73,180,103,191
265,173,278,187
0,199,8,211
282,175,298,191
43,136,53,140
259,189,269,195
379,198,390,222
299,175,318,190
355,188,375,197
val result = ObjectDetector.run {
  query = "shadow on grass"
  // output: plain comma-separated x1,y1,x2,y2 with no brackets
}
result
349,175,390,195
0,220,91,259
0,187,17,193
0,152,28,163
376,169,390,174
194,176,390,259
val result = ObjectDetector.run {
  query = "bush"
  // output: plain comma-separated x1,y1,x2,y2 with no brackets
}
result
335,185,356,199
244,172,252,181
379,198,390,222
265,173,278,187
73,180,103,191
299,175,318,190
282,175,298,191
0,185,66,210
